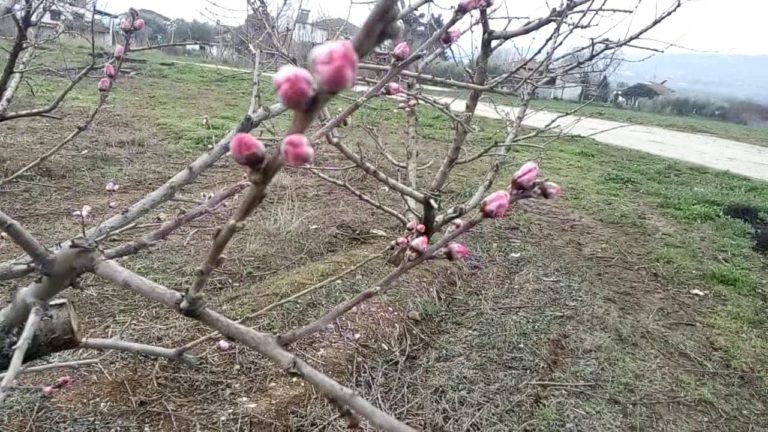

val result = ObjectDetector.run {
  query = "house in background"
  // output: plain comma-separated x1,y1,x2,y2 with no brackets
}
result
291,9,360,43
618,80,675,106
24,0,116,45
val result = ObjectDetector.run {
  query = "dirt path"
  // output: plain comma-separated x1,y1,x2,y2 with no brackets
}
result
181,61,768,181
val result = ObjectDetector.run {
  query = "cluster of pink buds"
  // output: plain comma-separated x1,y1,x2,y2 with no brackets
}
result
441,29,461,45
120,8,144,33
458,0,492,13
393,220,429,255
479,161,562,219
391,41,410,61
42,376,73,397
510,161,562,199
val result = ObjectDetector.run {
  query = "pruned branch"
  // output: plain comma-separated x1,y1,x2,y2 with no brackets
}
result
0,305,43,404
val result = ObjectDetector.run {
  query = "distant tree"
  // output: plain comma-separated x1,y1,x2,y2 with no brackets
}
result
400,10,446,60
622,83,658,100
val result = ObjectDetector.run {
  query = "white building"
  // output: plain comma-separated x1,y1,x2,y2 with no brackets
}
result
14,0,117,46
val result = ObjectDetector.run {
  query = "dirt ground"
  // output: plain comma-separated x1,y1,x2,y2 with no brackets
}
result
1,60,767,431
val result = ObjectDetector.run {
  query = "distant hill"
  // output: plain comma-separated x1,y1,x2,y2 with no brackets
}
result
614,54,768,104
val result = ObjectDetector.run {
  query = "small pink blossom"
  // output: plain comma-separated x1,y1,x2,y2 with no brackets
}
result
392,41,410,61
216,340,233,352
310,40,358,93
230,133,265,167
406,220,418,231
481,190,511,218
410,236,429,253
540,182,561,199
104,64,116,78
416,224,426,234
273,66,315,110
97,78,111,92
42,386,57,397
281,134,315,166
511,161,539,191
383,82,402,95
133,19,145,31
396,237,408,248
441,29,461,45
119,19,131,32
445,243,470,261
114,44,125,60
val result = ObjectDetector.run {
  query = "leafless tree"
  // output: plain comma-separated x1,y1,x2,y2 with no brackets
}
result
0,0,681,429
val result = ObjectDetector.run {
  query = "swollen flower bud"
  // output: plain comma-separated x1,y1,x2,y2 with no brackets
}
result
55,376,73,388
410,236,429,253
230,133,265,167
383,82,401,95
511,161,539,191
481,190,511,218
216,340,233,352
309,40,358,93
97,78,112,92
133,19,145,31
392,41,410,61
281,134,314,166
445,243,470,261
104,63,116,78
458,0,490,13
119,19,132,32
395,237,408,248
114,44,125,60
273,66,315,111
416,224,426,234
406,220,418,231
540,182,561,199
441,29,461,45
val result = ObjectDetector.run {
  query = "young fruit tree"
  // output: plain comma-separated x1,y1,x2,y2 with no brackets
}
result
0,0,680,428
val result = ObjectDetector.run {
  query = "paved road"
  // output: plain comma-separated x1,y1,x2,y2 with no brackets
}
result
185,62,768,182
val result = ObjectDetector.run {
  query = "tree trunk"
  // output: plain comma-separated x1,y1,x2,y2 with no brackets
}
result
0,300,81,371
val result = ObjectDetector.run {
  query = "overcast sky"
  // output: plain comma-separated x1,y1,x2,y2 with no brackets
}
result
100,0,768,56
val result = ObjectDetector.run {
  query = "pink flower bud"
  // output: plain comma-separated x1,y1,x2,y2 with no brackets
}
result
458,0,490,13
445,243,470,261
119,19,132,32
441,29,461,45
104,64,116,78
55,376,72,388
416,224,426,234
97,78,112,92
309,40,358,93
481,190,511,218
511,161,539,191
410,236,429,253
281,134,314,166
273,66,315,110
133,19,145,31
114,44,125,60
407,98,418,108
383,82,401,96
216,339,233,352
230,133,265,167
392,41,410,61
395,237,408,248
42,386,57,397
406,220,418,231
540,182,561,199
